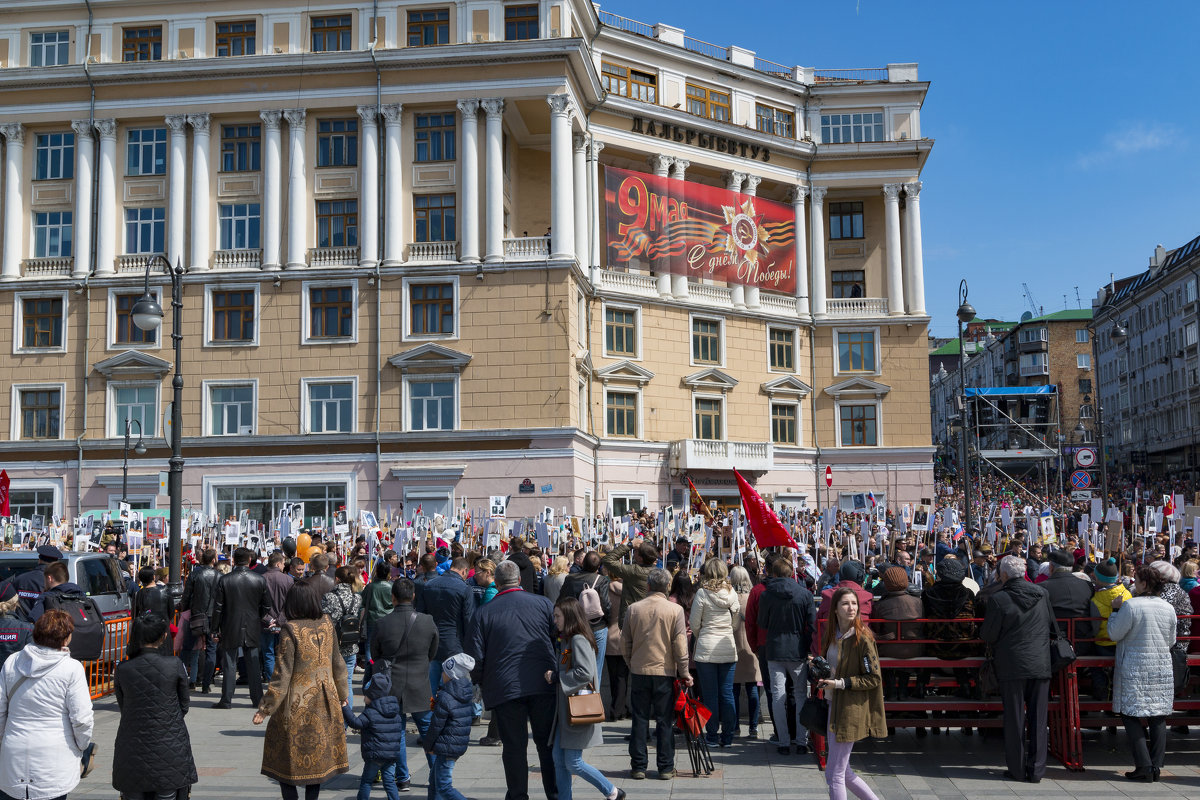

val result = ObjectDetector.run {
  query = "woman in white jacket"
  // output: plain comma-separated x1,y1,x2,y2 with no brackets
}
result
690,558,740,748
0,608,95,800
1108,562,1177,783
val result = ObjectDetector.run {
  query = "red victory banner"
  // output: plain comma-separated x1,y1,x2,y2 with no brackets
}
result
604,166,796,293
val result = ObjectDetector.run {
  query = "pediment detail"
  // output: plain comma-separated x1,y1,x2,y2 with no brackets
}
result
92,350,172,379
762,375,813,398
682,368,739,392
596,360,655,386
824,376,892,399
387,343,473,374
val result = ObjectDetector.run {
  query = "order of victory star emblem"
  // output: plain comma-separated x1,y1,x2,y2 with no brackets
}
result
722,198,771,267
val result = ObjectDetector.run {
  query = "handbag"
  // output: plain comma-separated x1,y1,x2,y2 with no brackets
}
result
1172,645,1190,692
1050,636,1077,673
798,695,828,731
978,649,1000,696
567,683,605,726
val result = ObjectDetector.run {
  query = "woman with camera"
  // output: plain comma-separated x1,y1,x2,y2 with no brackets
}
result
813,586,886,800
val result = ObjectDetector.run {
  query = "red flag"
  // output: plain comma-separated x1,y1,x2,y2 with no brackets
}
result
734,469,798,550
0,470,8,517
686,477,716,523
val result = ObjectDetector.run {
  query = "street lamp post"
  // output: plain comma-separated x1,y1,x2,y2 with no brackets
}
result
1082,318,1126,520
131,256,185,602
120,418,146,507
956,280,976,537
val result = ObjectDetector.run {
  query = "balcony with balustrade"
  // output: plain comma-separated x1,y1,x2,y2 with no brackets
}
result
115,254,162,274
503,237,550,260
213,249,263,270
407,241,458,263
309,246,360,268
21,257,73,278
826,297,889,317
670,438,773,472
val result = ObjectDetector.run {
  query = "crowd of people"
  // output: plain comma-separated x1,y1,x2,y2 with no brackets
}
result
0,473,1198,799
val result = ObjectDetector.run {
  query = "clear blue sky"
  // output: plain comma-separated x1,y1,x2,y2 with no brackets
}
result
602,0,1200,337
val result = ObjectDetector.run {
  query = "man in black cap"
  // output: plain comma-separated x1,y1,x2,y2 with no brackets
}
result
9,545,62,621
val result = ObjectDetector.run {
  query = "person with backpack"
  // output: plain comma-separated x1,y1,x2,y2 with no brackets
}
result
323,567,365,711
559,552,612,684
29,561,106,663
343,670,405,800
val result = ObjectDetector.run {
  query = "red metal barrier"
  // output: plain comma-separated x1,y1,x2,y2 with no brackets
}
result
84,615,132,699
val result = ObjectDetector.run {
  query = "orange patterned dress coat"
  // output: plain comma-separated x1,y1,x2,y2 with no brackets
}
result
258,617,349,784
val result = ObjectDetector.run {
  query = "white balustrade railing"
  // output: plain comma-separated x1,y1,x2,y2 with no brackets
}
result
21,257,74,277
759,292,800,316
213,249,263,270
408,241,457,262
309,246,360,267
115,254,161,274
599,269,659,297
826,297,889,317
671,438,773,472
503,237,550,259
687,282,733,306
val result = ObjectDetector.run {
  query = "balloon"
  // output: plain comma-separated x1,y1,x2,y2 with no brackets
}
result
297,533,311,554
308,545,324,563
282,537,297,558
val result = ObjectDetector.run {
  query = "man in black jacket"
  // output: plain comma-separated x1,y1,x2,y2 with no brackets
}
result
757,558,815,755
180,548,219,691
415,556,474,695
980,555,1056,784
260,551,293,684
373,577,439,795
1041,548,1096,655
211,547,269,709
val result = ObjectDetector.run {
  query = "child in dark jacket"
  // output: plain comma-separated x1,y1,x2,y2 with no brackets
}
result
344,670,405,800
424,652,475,800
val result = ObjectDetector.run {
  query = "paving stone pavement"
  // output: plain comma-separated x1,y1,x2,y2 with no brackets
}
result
74,688,1200,800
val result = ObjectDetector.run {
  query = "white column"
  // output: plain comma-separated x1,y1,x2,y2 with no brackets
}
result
648,154,674,295
259,110,283,270
882,183,905,316
649,154,671,178
742,175,763,308
572,134,588,267
669,158,691,297
547,95,574,260
381,104,404,266
669,158,688,181
70,120,95,279
456,99,480,263
0,124,25,280
283,108,308,269
482,98,504,263
188,113,211,271
587,138,604,284
809,186,827,319
904,180,926,315
806,103,822,142
164,115,188,270
94,119,118,278
357,105,379,267
790,186,810,316
726,171,745,193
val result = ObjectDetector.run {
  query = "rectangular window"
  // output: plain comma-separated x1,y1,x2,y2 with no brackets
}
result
840,404,877,446
686,84,731,122
220,124,261,172
1186,322,1199,347
407,9,450,46
831,269,865,298
210,384,253,435
1186,279,1197,304
1075,328,1090,344
771,403,797,445
409,380,455,431
837,331,875,372
124,207,165,254
122,26,163,61
414,114,456,162
126,127,167,176
769,328,794,371
22,297,63,348
755,104,794,138
820,112,884,144
695,398,723,440
1078,378,1092,395
33,211,72,258
1018,327,1048,343
605,391,637,437
216,20,256,56
6,489,55,521
30,31,70,67
112,385,156,437
410,283,454,335
211,290,255,342
600,62,657,104
311,15,352,52
308,382,354,433
692,318,721,364
20,389,61,439
309,286,353,339
114,292,155,344
413,194,456,242
605,308,636,356
828,202,864,240
35,132,74,181
505,4,539,40
1077,353,1092,369
316,200,359,248
317,119,358,167
219,203,261,249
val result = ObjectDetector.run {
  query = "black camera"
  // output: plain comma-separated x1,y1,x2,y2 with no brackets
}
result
809,656,832,682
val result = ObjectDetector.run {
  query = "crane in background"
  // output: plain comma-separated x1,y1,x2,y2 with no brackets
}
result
1022,283,1042,317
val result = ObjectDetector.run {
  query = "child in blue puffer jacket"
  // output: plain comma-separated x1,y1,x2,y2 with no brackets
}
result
344,670,405,800
424,652,475,800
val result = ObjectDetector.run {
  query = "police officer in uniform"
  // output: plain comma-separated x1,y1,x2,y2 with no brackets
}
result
9,545,62,622
0,582,34,667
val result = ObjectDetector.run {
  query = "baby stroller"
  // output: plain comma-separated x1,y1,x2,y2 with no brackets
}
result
674,681,714,776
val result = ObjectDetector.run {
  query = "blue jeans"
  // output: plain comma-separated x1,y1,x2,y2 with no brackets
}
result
396,711,433,783
184,634,218,687
592,628,608,686
735,682,760,733
696,661,737,745
364,620,377,664
359,759,401,800
343,654,357,711
553,737,614,800
428,659,444,698
261,630,279,683
428,754,467,800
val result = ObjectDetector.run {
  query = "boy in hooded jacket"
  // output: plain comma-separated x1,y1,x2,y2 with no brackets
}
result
344,670,406,800
424,652,475,800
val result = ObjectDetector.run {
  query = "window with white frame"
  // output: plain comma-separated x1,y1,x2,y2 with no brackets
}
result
126,128,167,176
207,287,257,344
1185,322,1198,347
111,384,157,437
771,402,798,445
33,211,72,258
839,403,877,446
1075,328,1090,344
820,112,884,144
305,380,355,433
694,396,723,440
218,203,261,250
836,330,876,373
304,284,355,341
207,383,255,435
408,281,455,337
7,488,55,519
1018,327,1048,343
15,386,62,440
604,306,638,358
768,328,794,371
605,390,638,437
17,294,66,350
111,289,158,346
691,317,722,365
125,207,165,254
30,31,70,67
1186,279,1197,305
1077,353,1091,369
407,379,455,431
609,493,647,517
34,132,74,180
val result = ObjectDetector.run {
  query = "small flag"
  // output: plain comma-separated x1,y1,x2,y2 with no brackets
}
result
687,477,716,524
867,491,877,509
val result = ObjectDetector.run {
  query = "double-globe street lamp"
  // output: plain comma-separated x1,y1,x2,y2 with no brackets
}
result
130,256,185,602
956,280,976,537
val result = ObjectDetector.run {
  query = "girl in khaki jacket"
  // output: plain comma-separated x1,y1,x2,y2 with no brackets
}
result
813,586,886,800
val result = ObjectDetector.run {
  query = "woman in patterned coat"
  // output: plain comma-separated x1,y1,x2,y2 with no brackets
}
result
253,578,349,800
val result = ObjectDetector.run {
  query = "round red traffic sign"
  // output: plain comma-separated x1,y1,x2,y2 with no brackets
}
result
825,466,833,488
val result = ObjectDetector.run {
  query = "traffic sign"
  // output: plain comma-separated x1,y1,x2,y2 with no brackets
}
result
1075,448,1097,468
825,466,833,488
1069,470,1092,490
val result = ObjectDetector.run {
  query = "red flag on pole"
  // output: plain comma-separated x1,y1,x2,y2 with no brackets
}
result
0,469,9,517
734,469,798,550
686,477,716,524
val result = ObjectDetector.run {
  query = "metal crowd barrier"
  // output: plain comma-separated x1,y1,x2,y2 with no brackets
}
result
84,615,132,699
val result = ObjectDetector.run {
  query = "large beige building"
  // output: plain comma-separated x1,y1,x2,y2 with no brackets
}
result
0,0,934,526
